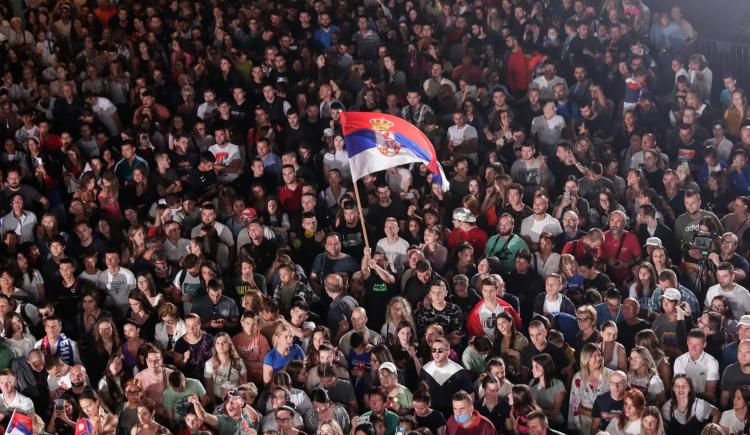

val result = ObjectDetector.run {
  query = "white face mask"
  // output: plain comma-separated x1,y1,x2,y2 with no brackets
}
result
548,32,558,40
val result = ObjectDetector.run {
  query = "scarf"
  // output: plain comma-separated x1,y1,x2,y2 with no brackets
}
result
41,333,74,365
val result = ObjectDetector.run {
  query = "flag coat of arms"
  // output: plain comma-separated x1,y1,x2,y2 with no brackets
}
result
340,112,449,191
4,411,32,435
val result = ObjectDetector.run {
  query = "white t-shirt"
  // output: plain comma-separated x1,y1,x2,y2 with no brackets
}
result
720,409,746,435
209,143,241,183
662,398,716,425
478,303,505,338
97,267,137,317
447,124,478,147
543,295,563,314
673,351,720,394
203,360,247,398
704,284,750,320
376,237,410,273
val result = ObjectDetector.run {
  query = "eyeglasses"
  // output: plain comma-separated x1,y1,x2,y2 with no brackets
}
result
710,304,725,311
431,348,447,354
609,381,626,387
576,317,592,323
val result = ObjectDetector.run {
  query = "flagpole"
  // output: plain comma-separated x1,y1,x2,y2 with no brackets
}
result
351,179,370,249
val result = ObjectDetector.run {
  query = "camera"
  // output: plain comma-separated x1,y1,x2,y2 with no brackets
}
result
689,231,718,256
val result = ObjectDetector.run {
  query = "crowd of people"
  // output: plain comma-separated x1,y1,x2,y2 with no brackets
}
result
0,0,748,434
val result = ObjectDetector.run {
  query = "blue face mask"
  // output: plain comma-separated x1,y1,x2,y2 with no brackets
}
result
455,414,470,425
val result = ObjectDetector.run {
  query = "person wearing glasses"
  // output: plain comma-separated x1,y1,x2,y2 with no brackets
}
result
704,262,750,322
134,346,173,408
274,405,306,435
419,338,473,417
590,370,628,434
260,386,304,432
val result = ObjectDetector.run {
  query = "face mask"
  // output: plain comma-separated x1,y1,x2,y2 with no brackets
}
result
455,414,470,424
548,33,558,40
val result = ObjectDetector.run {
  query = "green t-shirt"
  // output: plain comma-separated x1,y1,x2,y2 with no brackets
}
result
361,410,400,435
163,378,206,426
217,413,256,435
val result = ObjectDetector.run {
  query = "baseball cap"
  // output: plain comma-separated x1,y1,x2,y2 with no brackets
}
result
323,128,335,137
240,208,257,223
378,362,398,373
738,315,750,328
661,288,681,302
452,207,476,223
645,237,662,247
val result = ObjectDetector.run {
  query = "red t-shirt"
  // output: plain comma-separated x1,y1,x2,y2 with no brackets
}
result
601,231,642,283
446,411,496,435
278,184,302,215
448,226,488,258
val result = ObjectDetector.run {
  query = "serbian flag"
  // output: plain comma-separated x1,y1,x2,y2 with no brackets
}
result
74,418,94,435
5,411,32,435
340,112,449,191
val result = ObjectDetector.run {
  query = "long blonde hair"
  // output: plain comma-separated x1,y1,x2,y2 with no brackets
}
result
628,345,657,380
579,343,609,384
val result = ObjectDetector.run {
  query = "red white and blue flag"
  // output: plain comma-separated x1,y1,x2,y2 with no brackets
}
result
74,418,94,435
340,112,449,191
5,411,32,435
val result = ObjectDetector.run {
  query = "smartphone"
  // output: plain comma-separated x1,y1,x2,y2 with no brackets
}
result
54,398,64,411
563,191,570,200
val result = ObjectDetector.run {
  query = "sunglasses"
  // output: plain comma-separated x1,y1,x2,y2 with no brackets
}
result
431,348,447,354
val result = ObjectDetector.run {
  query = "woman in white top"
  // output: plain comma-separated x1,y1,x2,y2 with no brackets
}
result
323,135,351,182
719,386,750,435
600,321,627,372
568,343,613,433
606,389,646,435
3,312,34,357
15,251,44,303
320,169,348,208
204,332,247,403
533,231,560,278
627,346,666,406
153,302,187,355
661,375,720,431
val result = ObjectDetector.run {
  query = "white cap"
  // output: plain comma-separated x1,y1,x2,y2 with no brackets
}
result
661,288,681,301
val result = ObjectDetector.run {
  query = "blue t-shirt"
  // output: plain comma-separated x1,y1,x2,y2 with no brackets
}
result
263,345,305,374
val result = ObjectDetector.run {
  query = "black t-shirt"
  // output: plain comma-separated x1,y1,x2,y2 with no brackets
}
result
363,274,397,332
414,409,447,435
475,398,511,433
592,393,624,431
617,319,651,352
584,272,612,294
367,200,407,240
449,289,482,314
521,342,571,379
169,151,198,179
336,221,372,263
